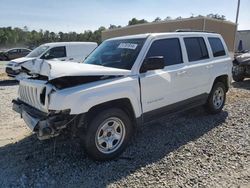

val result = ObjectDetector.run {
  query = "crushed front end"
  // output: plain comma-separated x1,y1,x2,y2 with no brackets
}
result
12,79,74,140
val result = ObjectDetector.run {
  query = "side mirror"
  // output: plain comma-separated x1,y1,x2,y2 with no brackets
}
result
140,56,165,73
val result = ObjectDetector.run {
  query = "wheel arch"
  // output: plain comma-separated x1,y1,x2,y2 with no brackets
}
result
212,75,230,92
86,98,138,127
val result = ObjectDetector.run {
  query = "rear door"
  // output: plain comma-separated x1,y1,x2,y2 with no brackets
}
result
21,49,30,57
182,36,212,95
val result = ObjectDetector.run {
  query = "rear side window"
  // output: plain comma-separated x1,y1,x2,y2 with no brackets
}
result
184,37,209,62
146,38,183,66
208,37,226,57
48,46,66,58
21,49,30,54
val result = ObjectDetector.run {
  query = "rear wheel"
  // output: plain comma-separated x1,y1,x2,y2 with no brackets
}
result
82,108,133,161
205,82,226,114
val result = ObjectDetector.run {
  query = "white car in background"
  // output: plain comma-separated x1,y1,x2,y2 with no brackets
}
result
5,42,97,79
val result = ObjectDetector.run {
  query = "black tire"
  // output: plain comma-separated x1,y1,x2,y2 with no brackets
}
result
205,82,226,114
232,73,244,82
82,108,133,161
232,65,245,82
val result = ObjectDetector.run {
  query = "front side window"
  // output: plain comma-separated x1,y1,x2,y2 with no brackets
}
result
208,37,226,57
184,37,209,62
43,46,66,59
27,45,49,58
84,38,146,70
146,38,183,66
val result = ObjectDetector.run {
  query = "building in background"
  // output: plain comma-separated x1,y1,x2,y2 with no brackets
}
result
236,30,250,51
102,17,236,52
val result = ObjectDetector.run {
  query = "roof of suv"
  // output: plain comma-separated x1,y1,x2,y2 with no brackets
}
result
107,32,221,41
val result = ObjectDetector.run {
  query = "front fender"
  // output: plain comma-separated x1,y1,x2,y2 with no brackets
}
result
48,76,142,118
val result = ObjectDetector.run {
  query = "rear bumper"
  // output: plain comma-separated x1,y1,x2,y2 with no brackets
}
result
12,99,73,140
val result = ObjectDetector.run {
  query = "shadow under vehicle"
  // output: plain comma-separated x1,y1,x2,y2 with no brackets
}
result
0,107,228,187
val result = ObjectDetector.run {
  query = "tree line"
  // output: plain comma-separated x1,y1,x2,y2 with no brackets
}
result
0,14,226,49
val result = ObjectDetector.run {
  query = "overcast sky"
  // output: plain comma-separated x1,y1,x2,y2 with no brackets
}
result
0,0,249,32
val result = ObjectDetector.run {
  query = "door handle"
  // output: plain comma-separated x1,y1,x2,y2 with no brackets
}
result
206,64,214,69
177,70,187,76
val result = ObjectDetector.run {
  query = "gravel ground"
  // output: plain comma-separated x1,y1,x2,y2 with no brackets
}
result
0,61,12,80
0,61,8,71
0,78,249,187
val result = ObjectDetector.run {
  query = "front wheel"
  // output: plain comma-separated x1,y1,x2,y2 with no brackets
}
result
232,73,244,82
232,65,245,82
82,108,133,161
205,82,226,114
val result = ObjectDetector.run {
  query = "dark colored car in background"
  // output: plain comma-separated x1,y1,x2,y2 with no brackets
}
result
0,48,31,61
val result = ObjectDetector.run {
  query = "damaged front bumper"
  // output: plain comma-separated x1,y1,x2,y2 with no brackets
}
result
12,99,73,140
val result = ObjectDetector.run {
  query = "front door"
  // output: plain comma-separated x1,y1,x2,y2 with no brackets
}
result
140,38,189,119
42,46,67,61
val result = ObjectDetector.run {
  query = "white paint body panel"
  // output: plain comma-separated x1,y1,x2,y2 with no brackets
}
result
48,76,142,116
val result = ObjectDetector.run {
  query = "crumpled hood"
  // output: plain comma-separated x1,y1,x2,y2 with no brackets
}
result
236,52,250,63
21,59,131,80
11,57,35,64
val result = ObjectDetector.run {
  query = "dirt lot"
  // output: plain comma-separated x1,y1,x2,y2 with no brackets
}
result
0,61,10,81
0,65,249,187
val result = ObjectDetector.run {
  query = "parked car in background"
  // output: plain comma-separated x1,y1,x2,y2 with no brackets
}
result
232,50,250,82
12,32,232,161
5,42,97,79
0,48,31,61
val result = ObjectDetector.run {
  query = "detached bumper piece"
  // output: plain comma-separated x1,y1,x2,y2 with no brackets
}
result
12,99,73,140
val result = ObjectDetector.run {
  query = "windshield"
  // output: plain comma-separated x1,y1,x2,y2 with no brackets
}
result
84,38,146,70
27,45,49,58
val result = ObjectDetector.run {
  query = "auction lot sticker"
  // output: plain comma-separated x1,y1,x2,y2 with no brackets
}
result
118,43,138,50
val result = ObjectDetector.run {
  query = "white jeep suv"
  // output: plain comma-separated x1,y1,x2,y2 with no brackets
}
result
12,32,232,160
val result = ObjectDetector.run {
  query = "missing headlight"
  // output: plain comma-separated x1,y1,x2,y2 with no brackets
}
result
40,87,46,105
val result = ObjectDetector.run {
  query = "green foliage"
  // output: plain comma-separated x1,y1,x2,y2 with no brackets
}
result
109,24,122,29
128,18,148,26
0,26,107,48
206,14,226,20
0,14,227,48
153,17,162,22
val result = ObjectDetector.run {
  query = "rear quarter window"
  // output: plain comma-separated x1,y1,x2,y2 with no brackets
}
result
208,37,226,57
184,37,209,62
